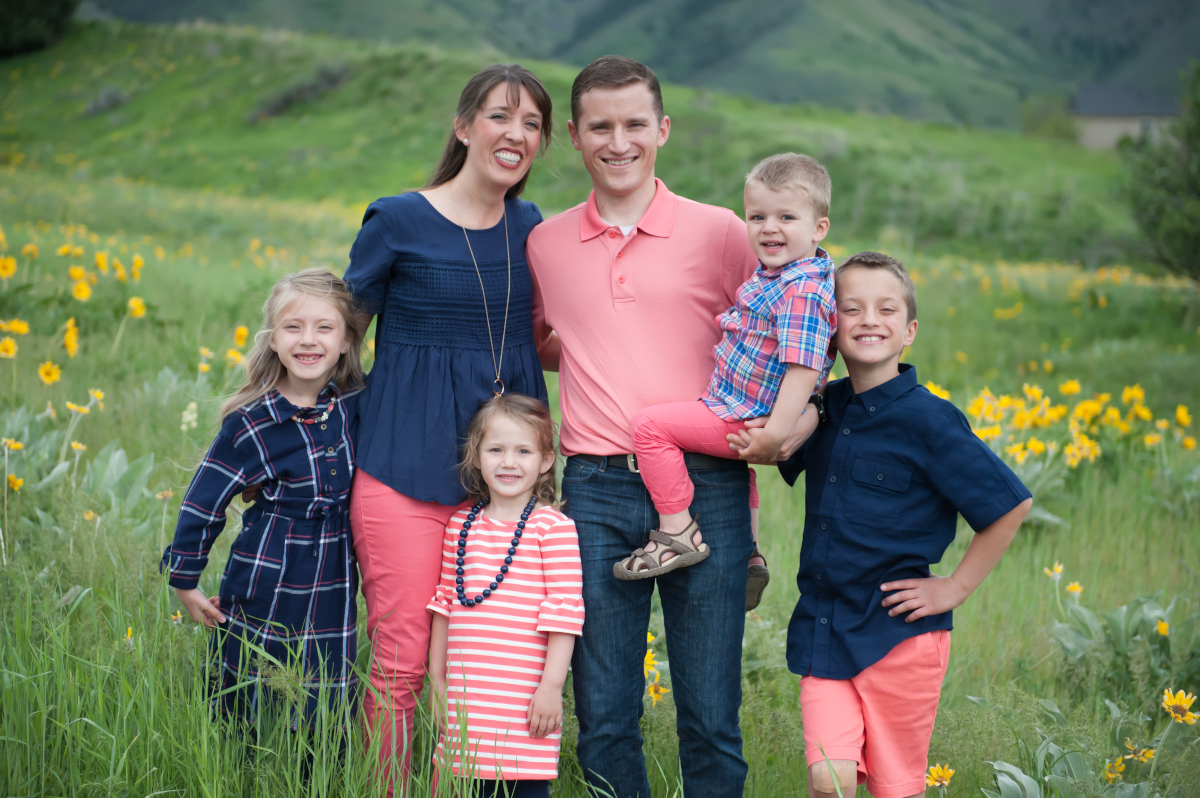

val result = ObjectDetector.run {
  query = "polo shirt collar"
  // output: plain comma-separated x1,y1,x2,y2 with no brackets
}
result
845,363,919,415
579,177,677,241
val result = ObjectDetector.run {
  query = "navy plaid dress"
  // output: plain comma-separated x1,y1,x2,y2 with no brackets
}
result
161,383,361,719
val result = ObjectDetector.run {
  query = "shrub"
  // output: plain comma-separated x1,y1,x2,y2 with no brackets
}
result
0,0,80,58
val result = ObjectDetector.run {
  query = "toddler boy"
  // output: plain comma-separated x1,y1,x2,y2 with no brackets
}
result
778,252,1032,798
614,154,837,612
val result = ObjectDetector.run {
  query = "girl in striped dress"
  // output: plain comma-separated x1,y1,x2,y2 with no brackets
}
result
427,394,584,797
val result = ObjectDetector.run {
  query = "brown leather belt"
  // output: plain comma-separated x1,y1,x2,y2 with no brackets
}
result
572,451,737,474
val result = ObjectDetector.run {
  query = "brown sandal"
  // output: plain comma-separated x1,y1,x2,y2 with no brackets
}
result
746,545,770,611
613,517,711,581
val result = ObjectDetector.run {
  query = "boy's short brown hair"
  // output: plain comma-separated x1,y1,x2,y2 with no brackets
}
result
746,153,831,218
571,55,663,123
836,251,918,321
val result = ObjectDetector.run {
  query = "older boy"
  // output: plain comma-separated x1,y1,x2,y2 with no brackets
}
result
778,252,1032,798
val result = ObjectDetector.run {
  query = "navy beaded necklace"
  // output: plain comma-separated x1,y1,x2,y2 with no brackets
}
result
456,495,538,607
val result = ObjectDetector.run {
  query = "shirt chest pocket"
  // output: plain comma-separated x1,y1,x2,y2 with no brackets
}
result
847,455,913,523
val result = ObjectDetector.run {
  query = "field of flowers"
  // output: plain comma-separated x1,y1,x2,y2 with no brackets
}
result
2,20,1200,798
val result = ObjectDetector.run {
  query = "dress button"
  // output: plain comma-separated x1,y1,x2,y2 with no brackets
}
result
829,476,836,483
842,428,850,436
820,618,828,624
320,424,327,430
327,446,335,454
877,473,884,481
331,469,337,475
618,275,625,283
820,522,827,529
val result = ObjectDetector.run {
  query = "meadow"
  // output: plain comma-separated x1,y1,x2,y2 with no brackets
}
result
1,20,1199,798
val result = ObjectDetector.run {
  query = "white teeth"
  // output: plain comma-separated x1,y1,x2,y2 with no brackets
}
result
858,336,883,342
606,158,635,166
495,151,520,165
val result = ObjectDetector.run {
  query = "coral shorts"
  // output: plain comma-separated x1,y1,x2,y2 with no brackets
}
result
800,630,951,798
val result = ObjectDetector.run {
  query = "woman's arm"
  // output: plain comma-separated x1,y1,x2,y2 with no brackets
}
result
527,632,575,738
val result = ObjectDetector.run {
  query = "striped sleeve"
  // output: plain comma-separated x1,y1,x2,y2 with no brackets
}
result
535,512,585,635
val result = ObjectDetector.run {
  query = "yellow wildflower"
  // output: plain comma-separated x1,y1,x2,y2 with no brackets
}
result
1005,442,1029,464
72,280,91,301
1022,384,1043,403
1162,689,1197,724
83,509,98,521
644,648,657,678
71,245,83,257
225,348,243,367
6,319,28,335
1066,581,1083,596
1132,404,1152,421
1043,360,1053,373
131,253,143,281
249,238,261,253
63,317,78,358
43,401,56,420
1122,384,1144,405
1177,405,1192,428
0,256,16,279
1184,437,1196,451
127,297,146,318
1104,760,1125,784
198,363,210,373
2,438,22,450
38,361,61,385
154,245,165,260
95,251,108,273
171,610,184,624
21,243,37,258
1156,620,1169,636
57,244,72,256
974,425,1001,441
1074,400,1103,423
68,265,85,281
647,671,670,707
955,351,968,364
0,337,16,358
924,381,950,400
7,474,22,492
1155,418,1169,431
199,346,213,359
234,325,249,348
70,441,86,452
156,488,174,501
1043,562,1063,581
1026,437,1046,455
88,388,104,411
65,401,90,415
123,627,133,641
1059,379,1081,396
1144,433,1162,448
114,260,127,282
1095,392,1112,405
647,632,656,644
926,764,954,788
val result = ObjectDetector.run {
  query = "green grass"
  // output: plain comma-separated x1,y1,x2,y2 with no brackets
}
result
1,19,1200,798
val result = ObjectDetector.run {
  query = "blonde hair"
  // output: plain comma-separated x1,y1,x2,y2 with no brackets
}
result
746,152,832,218
220,268,364,419
459,394,558,506
835,251,918,321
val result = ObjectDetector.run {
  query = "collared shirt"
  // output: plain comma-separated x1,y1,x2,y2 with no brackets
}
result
703,250,836,420
527,178,758,456
161,382,361,590
777,365,1031,679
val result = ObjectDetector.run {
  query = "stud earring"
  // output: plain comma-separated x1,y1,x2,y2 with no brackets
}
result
463,138,469,146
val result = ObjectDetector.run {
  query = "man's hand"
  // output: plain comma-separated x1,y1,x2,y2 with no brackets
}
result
527,683,564,739
880,574,968,623
175,587,226,627
728,406,820,464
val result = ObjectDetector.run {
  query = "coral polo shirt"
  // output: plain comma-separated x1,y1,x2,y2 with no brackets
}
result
527,178,758,456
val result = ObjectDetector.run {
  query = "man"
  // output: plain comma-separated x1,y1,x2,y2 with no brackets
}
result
527,55,807,797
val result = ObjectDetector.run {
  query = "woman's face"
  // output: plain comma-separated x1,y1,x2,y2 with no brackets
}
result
456,83,543,193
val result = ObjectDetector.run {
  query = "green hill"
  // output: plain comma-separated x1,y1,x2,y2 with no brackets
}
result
86,0,1200,128
1,20,1138,263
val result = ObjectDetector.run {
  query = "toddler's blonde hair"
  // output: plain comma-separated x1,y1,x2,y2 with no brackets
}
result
746,152,832,218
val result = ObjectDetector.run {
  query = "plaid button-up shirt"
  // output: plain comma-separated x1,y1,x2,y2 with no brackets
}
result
703,249,837,421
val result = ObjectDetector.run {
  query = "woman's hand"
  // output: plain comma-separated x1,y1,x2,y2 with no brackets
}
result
526,683,563,739
175,587,226,627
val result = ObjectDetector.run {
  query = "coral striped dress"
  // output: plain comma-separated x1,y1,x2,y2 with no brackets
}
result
427,504,584,780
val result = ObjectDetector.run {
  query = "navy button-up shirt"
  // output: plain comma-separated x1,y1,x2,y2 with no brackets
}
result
778,364,1030,678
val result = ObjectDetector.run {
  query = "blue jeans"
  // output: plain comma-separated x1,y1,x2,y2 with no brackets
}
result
561,456,751,798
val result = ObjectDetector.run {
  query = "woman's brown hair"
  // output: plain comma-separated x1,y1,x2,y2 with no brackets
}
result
459,393,558,506
425,63,553,200
219,268,364,419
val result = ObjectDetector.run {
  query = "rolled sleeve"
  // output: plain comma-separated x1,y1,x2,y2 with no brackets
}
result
534,517,585,636
776,289,834,371
344,201,400,316
928,407,1033,532
159,424,261,590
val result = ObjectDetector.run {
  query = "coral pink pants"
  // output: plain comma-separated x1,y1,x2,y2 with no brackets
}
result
350,470,457,792
631,400,759,515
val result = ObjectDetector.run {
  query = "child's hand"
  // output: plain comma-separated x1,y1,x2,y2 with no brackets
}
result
730,407,818,464
880,575,968,622
175,587,226,627
526,682,563,739
727,426,786,464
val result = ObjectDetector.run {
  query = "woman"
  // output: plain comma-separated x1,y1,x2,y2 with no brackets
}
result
343,64,553,787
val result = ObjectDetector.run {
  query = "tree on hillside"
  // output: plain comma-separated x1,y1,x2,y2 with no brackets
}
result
0,0,80,58
1120,62,1200,322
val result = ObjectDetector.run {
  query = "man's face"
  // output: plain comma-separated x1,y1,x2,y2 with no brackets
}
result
568,83,670,199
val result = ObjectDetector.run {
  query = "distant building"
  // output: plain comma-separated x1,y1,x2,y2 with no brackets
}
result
1073,85,1178,150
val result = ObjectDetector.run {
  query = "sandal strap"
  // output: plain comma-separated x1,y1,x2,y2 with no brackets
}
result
647,516,702,555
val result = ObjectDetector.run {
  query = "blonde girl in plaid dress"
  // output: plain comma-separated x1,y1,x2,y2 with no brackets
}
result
161,268,364,719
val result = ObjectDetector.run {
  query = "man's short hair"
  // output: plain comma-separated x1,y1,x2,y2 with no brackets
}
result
571,55,663,123
836,251,918,321
746,153,831,219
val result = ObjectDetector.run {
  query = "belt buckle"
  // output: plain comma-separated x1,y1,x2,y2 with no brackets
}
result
626,454,639,473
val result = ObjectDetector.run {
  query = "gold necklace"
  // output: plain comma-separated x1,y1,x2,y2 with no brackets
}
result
452,190,511,397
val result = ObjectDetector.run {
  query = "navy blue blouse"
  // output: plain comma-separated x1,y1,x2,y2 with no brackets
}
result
777,365,1031,679
344,192,548,506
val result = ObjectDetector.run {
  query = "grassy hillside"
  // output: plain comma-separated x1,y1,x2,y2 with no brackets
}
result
2,21,1141,264
90,0,1200,127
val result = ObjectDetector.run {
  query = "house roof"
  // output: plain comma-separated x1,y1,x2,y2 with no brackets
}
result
1073,84,1178,117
